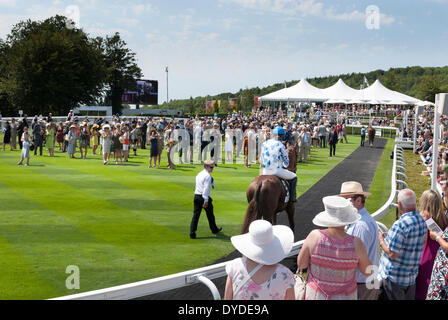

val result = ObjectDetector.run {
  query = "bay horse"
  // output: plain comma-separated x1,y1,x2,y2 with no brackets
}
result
241,144,298,234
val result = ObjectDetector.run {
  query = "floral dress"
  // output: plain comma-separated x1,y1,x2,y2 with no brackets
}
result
426,229,448,300
225,257,295,300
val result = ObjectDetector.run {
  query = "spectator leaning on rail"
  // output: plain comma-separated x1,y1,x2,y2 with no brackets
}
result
224,220,295,300
377,189,427,300
339,181,380,300
297,196,373,300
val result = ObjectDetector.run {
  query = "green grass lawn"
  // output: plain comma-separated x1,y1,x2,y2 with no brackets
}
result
0,135,363,299
368,141,431,229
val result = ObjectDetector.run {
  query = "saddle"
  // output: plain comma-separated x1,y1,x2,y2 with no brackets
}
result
279,178,290,203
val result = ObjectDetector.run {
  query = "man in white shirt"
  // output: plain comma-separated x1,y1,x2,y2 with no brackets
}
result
190,160,222,239
339,181,380,300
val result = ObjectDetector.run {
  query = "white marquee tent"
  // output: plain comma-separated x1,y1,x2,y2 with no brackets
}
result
259,78,423,105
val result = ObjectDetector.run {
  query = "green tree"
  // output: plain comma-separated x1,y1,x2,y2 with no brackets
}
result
212,100,218,114
189,96,194,114
417,75,444,102
219,99,229,113
236,96,242,112
0,39,14,115
382,70,402,91
0,15,107,116
94,32,142,115
241,88,254,112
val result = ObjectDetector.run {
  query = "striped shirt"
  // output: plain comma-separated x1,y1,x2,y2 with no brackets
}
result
378,210,426,286
306,230,358,299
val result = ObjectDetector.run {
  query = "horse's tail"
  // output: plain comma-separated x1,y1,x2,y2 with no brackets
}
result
241,179,263,234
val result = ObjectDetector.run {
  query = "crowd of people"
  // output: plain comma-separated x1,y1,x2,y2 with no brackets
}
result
225,185,448,300
1,107,375,167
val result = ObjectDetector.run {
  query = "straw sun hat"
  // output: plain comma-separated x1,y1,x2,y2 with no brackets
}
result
312,196,361,228
339,181,372,197
204,160,215,167
231,220,294,265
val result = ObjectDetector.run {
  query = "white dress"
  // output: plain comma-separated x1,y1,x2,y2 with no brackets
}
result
224,132,233,152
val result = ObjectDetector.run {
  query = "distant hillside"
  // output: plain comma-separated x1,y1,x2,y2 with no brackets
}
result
158,66,448,114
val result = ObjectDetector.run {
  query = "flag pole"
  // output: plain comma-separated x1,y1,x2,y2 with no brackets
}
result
166,66,169,104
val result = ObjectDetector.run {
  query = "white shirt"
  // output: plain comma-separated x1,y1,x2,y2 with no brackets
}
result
194,169,214,202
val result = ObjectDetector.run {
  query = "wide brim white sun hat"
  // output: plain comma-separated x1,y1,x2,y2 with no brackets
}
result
231,220,294,265
312,196,361,228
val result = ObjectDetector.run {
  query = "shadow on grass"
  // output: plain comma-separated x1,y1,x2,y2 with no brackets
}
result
195,233,231,241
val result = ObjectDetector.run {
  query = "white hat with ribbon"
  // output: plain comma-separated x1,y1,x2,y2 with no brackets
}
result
312,196,361,227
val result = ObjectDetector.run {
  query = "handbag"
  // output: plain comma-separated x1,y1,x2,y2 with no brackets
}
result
294,270,307,300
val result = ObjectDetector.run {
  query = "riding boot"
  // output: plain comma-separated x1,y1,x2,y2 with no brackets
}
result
289,177,297,203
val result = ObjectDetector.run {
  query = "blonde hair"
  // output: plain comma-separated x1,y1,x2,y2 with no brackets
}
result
419,190,448,230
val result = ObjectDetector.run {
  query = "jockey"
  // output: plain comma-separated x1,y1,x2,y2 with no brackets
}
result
261,126,298,203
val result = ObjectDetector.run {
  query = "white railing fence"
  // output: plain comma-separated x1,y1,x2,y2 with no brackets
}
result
51,143,408,300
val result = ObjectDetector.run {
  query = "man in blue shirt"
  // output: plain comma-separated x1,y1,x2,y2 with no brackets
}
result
378,189,426,300
340,181,380,300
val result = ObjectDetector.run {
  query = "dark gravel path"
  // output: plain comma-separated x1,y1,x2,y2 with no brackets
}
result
137,138,388,300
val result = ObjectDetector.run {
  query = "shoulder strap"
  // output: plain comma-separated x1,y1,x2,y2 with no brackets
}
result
233,260,264,297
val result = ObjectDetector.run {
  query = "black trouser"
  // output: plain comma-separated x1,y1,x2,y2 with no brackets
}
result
34,138,43,155
319,136,326,148
361,135,365,146
190,195,219,236
329,143,336,156
141,134,146,149
18,132,23,149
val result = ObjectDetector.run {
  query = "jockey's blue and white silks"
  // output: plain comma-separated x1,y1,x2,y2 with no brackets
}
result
261,139,289,170
261,139,296,180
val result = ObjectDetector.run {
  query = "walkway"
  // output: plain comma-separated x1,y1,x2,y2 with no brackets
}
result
138,138,388,300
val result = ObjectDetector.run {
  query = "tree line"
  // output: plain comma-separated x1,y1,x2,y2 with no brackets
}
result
160,65,448,115
0,15,142,116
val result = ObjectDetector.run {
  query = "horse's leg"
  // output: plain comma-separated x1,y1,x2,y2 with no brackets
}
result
262,189,280,226
286,202,295,232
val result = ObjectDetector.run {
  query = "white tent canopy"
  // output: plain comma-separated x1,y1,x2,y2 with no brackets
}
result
360,80,421,105
259,78,423,105
323,79,364,101
285,78,327,102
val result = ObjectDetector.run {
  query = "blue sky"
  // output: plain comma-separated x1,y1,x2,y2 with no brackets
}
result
0,0,447,103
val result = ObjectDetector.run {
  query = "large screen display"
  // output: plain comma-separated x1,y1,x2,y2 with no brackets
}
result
122,79,158,105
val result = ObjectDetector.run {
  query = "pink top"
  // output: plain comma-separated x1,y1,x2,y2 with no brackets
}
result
415,229,440,300
306,230,358,300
